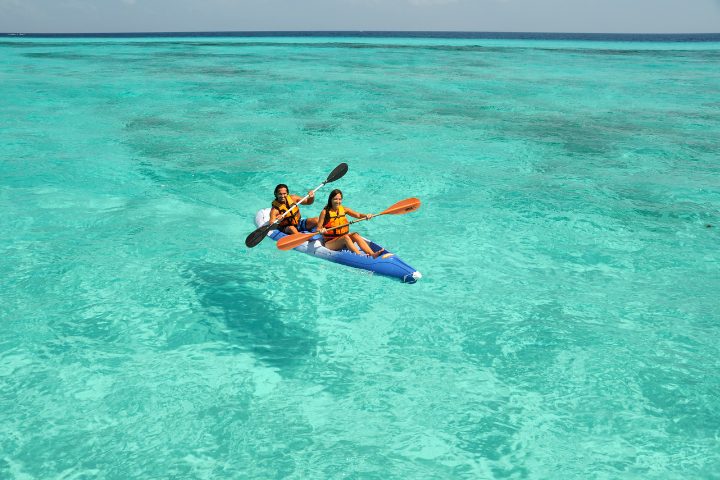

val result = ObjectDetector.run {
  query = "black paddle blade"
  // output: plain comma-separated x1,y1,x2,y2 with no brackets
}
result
245,224,271,248
326,162,348,183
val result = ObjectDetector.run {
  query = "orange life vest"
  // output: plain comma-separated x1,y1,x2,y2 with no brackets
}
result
323,206,349,241
271,196,301,228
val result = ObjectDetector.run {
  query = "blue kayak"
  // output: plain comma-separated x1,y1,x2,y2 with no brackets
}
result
255,209,422,284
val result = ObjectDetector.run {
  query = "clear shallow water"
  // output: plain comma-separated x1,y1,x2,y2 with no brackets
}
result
1,35,719,478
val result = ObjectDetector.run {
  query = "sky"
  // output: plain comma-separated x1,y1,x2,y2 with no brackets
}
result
1,0,719,34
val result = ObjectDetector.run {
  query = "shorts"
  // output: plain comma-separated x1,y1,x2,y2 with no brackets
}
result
281,218,311,233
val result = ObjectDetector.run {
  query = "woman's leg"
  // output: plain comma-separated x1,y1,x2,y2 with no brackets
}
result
282,226,299,234
349,232,377,256
324,235,361,254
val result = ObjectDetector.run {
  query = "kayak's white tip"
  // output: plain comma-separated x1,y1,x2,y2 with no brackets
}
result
401,271,422,284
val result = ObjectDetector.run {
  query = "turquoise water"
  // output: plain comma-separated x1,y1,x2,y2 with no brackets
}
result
2,36,719,478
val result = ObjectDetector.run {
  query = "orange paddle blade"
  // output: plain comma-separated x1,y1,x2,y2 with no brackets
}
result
380,197,421,216
276,231,317,251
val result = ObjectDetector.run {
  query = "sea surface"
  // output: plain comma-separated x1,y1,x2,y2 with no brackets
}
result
1,33,719,479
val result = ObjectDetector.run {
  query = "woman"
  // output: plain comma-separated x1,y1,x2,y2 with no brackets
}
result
318,189,386,258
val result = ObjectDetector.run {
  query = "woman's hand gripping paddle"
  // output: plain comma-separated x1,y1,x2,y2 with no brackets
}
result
245,163,348,248
276,197,421,251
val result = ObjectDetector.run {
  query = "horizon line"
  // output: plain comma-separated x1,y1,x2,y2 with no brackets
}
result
2,30,720,36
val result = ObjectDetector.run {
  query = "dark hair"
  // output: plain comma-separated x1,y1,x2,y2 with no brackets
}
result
323,189,343,223
274,184,289,196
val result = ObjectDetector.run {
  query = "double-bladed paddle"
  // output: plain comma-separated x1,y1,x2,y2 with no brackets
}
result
276,197,421,251
245,162,348,248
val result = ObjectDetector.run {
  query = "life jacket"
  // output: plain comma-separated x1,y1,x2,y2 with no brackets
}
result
271,196,301,228
323,206,349,241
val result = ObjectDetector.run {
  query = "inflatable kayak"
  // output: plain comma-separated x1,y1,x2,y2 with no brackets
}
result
254,208,422,283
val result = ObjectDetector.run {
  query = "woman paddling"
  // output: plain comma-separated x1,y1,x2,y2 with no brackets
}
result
317,189,387,258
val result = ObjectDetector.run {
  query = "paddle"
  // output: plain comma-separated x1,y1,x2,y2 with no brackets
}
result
245,162,349,248
276,197,421,251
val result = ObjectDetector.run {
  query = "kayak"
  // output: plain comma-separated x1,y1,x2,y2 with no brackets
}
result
254,208,422,283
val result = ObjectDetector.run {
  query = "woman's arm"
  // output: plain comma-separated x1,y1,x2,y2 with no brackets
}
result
344,207,373,219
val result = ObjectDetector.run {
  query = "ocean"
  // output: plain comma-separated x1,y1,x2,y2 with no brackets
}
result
1,33,719,478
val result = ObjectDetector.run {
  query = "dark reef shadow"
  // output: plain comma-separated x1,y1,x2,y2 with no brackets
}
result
182,262,318,375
